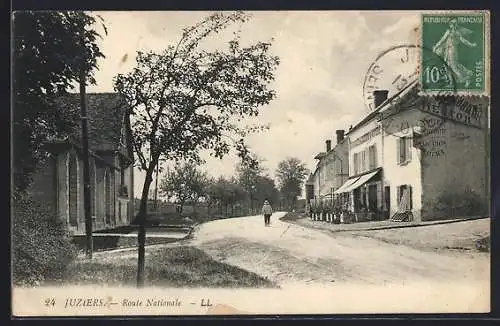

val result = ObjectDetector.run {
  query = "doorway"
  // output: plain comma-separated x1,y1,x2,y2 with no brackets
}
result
368,184,378,212
384,186,391,219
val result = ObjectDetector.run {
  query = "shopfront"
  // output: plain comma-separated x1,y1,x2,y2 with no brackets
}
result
334,168,384,221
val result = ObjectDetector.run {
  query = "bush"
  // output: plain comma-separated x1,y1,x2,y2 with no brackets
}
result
12,195,78,286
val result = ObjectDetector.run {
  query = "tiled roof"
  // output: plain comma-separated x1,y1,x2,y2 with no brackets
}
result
55,92,130,151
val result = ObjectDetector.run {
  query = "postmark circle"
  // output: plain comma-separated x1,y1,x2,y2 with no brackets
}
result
362,44,458,139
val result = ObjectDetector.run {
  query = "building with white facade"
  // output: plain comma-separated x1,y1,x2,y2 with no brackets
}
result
334,82,489,222
306,130,349,220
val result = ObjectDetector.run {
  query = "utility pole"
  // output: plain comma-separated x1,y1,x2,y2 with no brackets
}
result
80,66,93,259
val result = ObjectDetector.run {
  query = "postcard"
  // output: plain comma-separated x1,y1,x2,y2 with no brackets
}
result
11,10,490,317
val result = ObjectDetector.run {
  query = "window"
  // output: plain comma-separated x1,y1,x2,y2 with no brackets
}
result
353,153,359,175
397,185,413,210
368,145,377,170
397,137,412,165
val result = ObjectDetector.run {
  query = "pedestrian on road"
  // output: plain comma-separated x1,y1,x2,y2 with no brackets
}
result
262,199,273,227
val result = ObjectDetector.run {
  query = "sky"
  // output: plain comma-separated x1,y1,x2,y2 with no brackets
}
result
84,11,421,198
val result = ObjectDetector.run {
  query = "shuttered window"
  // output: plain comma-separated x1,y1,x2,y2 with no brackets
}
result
353,153,359,175
397,184,413,209
361,150,367,172
368,145,377,170
397,137,412,165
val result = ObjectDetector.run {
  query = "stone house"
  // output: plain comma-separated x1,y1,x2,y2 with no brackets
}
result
334,81,489,222
28,93,135,234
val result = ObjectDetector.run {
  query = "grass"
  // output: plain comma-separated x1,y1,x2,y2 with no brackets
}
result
57,246,277,288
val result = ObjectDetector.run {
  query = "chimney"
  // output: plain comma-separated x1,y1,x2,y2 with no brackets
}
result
373,90,389,109
326,139,332,152
335,130,345,144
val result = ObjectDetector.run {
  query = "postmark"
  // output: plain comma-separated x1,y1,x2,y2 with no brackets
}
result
363,41,488,163
362,44,457,138
363,44,420,113
420,12,487,95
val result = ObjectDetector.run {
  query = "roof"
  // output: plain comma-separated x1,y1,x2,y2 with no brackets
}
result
346,80,419,136
314,152,326,160
55,92,130,151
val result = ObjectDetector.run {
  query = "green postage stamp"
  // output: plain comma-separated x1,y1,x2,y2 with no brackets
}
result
420,11,489,94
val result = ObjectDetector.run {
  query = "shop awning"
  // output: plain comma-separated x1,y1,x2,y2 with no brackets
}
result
338,170,381,194
334,176,361,194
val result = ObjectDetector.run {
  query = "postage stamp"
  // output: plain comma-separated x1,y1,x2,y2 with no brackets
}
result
420,12,488,94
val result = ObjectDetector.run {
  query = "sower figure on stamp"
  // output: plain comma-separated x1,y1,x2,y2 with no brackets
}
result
261,199,273,227
432,18,477,87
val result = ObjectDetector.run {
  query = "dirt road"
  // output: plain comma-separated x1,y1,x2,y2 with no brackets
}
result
188,212,490,289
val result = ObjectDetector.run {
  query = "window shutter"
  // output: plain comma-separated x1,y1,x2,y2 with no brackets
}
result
363,149,367,171
354,153,358,175
397,186,401,206
409,185,413,210
360,151,364,172
397,138,401,164
359,150,366,172
369,145,377,170
368,146,372,169
406,137,412,161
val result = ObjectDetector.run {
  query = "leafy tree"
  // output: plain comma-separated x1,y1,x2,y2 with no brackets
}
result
275,157,309,211
113,12,279,287
202,176,218,215
236,158,265,213
12,11,107,195
207,177,246,217
159,162,209,213
254,175,280,208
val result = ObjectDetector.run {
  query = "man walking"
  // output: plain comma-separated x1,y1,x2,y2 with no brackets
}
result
261,199,273,227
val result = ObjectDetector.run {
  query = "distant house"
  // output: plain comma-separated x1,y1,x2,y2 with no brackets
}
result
334,82,489,222
308,130,349,214
28,93,135,234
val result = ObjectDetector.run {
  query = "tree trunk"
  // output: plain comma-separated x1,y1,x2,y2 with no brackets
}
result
136,163,155,288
